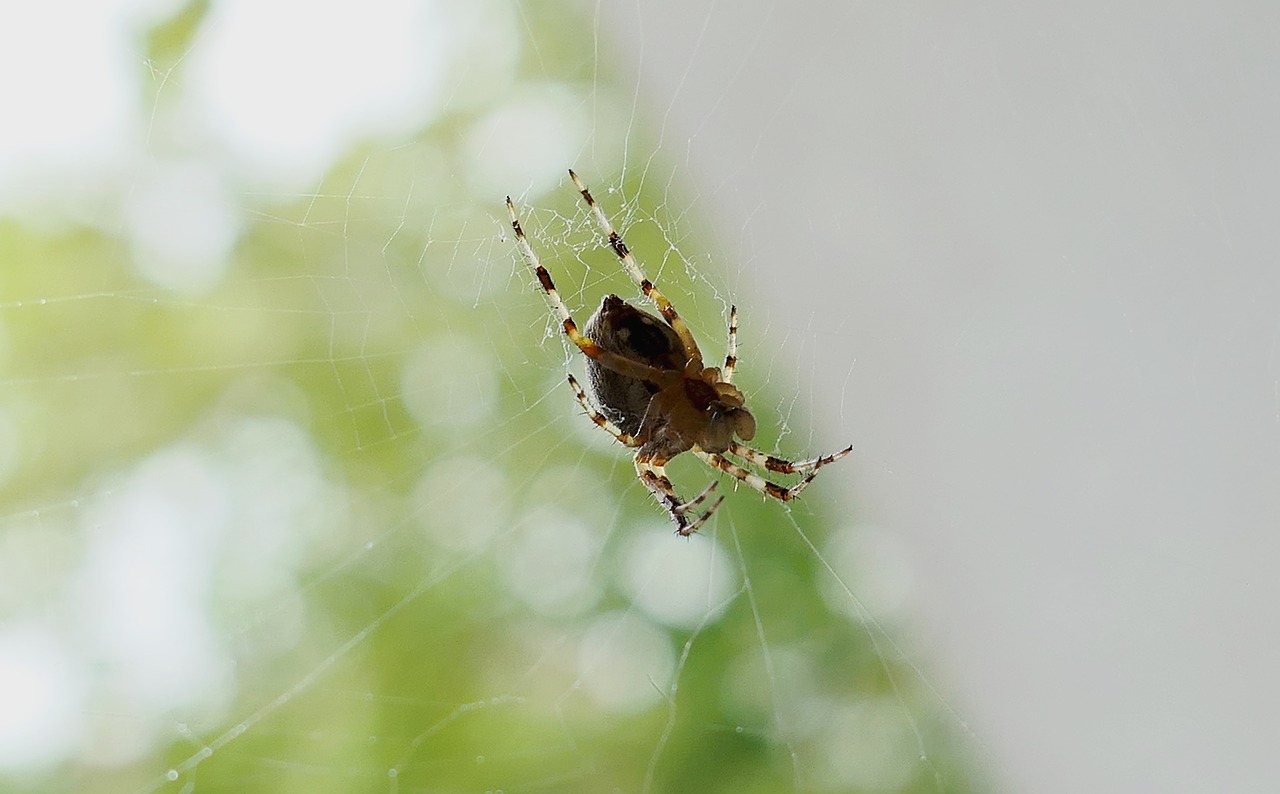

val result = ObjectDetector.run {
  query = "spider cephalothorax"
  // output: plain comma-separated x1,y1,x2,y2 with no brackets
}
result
506,171,851,535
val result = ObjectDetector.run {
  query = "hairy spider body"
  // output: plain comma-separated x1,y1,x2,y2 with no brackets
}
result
506,171,852,536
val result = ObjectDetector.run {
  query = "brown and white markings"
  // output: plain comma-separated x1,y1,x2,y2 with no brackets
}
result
506,171,852,536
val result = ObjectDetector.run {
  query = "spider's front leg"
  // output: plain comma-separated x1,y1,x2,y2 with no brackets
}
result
634,453,724,536
506,196,666,383
568,170,704,364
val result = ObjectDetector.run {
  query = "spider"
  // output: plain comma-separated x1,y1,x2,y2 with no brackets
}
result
505,171,852,536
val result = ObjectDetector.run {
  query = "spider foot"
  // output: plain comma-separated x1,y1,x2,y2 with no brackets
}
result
811,443,855,470
672,493,726,537
771,444,853,501
808,443,860,473
674,480,719,514
776,469,825,501
782,444,855,492
668,480,724,536
637,459,725,536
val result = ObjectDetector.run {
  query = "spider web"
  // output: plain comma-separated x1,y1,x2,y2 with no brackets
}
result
4,3,970,793
12,1,1278,793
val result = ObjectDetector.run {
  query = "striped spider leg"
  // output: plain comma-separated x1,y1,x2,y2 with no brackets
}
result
722,305,739,384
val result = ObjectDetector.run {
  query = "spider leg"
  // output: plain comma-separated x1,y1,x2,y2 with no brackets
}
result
726,440,853,475
507,197,671,383
722,304,739,384
568,170,704,363
635,454,725,536
693,446,849,503
566,374,639,447
674,480,722,515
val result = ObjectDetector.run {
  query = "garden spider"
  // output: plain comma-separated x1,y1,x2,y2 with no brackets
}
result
506,171,852,535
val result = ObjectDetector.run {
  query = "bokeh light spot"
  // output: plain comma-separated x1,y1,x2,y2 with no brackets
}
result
463,83,589,198
187,0,448,188
124,159,241,293
0,1,139,203
820,697,921,791
401,333,499,431
577,611,674,713
500,506,602,616
0,624,83,771
620,527,737,629
414,455,509,552
819,524,916,625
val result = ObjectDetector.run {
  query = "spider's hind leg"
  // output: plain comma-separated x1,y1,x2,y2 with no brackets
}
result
635,454,725,536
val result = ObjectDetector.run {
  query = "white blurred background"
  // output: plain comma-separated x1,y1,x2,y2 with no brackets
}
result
600,1,1280,791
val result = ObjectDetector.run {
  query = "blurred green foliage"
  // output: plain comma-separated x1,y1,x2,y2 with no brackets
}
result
0,2,984,793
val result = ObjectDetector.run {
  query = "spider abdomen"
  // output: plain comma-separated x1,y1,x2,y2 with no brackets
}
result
583,294,686,436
